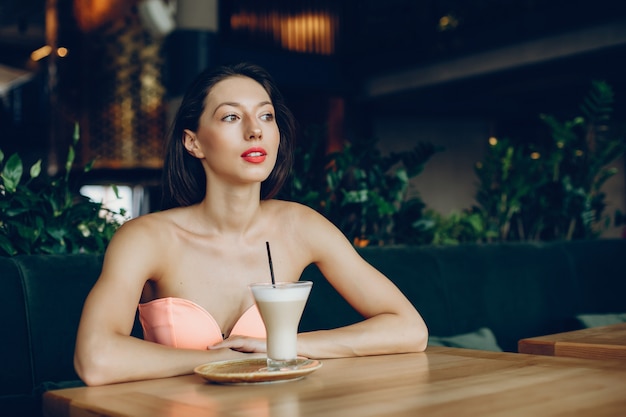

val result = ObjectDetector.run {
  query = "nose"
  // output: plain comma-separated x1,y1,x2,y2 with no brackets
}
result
246,121,262,141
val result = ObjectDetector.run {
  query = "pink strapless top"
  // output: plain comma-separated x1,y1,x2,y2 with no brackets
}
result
138,297,266,350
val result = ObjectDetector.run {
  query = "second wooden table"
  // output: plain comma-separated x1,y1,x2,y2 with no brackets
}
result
518,322,626,360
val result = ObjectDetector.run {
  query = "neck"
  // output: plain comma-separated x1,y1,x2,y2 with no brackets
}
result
197,183,263,235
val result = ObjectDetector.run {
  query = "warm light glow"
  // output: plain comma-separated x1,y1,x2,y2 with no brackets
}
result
575,150,584,156
31,45,53,61
353,237,370,248
280,13,335,54
557,141,564,148
31,45,69,61
530,152,541,159
231,11,337,55
73,0,131,32
438,14,459,31
488,136,498,146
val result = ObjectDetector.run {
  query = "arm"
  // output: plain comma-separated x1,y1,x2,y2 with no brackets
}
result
295,206,428,358
73,217,253,386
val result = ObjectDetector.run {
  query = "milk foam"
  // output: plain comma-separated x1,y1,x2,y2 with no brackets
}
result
251,283,311,302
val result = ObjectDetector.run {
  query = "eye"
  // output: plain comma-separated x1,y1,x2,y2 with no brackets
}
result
260,112,274,122
222,114,239,122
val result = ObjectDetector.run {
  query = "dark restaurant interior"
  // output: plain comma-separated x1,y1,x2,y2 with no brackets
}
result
2,3,626,417
1,0,625,241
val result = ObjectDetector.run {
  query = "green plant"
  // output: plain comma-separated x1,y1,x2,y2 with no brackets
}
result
474,80,625,242
0,125,125,256
412,209,493,246
281,129,440,245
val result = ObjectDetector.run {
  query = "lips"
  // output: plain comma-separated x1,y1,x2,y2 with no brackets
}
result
241,147,267,163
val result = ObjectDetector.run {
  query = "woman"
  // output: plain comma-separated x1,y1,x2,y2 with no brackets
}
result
74,62,427,386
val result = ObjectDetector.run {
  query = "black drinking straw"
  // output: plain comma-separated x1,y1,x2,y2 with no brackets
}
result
266,241,276,285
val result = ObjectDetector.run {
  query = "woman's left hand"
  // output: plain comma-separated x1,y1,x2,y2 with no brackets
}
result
209,336,267,353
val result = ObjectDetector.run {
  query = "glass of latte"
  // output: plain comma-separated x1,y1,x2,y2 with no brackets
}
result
249,281,313,371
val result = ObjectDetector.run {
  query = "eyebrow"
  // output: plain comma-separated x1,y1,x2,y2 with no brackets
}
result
212,100,273,116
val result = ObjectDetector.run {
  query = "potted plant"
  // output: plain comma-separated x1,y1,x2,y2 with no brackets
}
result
0,124,125,256
474,80,625,241
280,128,440,246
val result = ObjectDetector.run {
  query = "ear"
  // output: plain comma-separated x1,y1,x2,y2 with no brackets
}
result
183,130,205,158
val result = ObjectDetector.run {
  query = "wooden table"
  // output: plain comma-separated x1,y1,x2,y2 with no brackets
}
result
43,347,626,417
518,323,626,360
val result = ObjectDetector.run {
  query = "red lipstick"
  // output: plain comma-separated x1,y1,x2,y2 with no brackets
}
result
241,147,267,163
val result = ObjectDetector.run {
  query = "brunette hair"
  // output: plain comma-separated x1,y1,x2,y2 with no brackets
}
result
161,62,296,209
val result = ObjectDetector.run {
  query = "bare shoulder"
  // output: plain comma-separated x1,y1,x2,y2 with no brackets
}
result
106,211,169,253
264,199,355,262
100,208,188,282
263,200,327,222
263,200,337,237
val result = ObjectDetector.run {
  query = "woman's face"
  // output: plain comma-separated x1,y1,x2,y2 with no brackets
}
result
184,75,280,187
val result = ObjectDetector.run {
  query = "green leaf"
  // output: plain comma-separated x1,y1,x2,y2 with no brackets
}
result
5,207,33,217
73,122,80,145
342,190,364,204
65,146,75,180
84,159,96,172
1,153,24,193
0,234,17,256
16,223,38,241
47,227,67,243
395,168,409,183
29,159,42,179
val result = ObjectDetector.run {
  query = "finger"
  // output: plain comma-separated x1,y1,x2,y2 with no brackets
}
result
210,339,253,351
208,341,238,350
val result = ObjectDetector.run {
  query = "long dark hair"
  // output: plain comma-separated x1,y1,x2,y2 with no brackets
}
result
161,62,296,209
